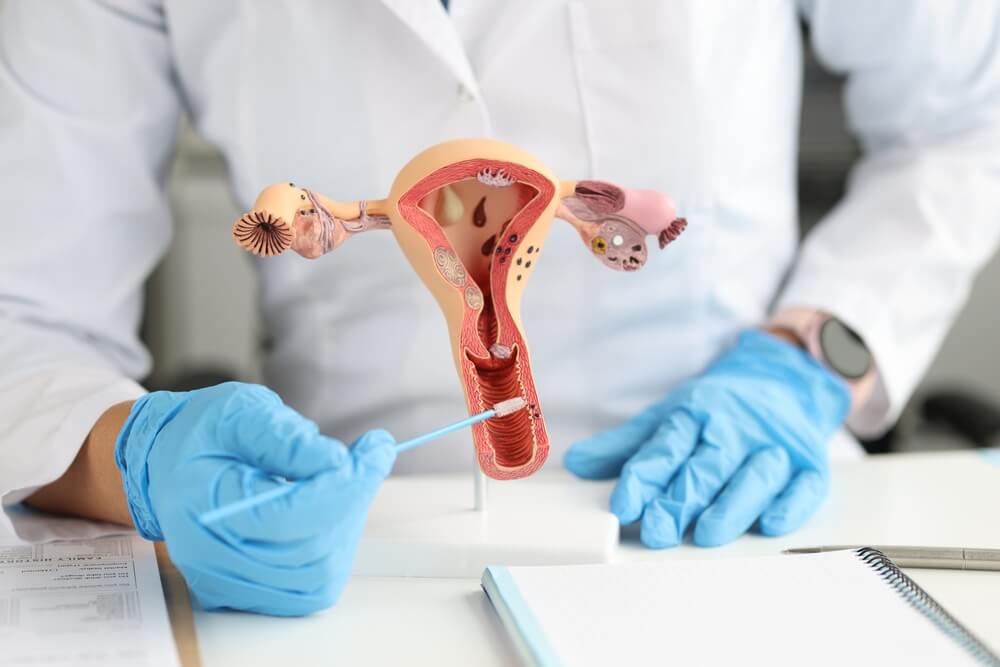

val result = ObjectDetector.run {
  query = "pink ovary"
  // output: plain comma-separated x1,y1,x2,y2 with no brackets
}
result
595,219,648,271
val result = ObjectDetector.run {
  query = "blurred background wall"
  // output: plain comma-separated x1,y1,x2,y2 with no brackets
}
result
145,130,260,386
3,0,988,451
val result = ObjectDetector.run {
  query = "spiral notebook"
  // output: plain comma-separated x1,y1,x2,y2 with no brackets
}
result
482,548,999,667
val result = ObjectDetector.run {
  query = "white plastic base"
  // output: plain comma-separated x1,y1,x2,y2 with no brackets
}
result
353,470,618,578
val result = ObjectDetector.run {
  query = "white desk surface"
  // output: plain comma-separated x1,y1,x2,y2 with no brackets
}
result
192,450,1000,666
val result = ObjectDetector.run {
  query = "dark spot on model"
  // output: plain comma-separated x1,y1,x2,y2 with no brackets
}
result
473,196,487,228
482,234,497,256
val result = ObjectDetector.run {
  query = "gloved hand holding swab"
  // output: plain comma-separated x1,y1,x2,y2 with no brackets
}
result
197,397,528,526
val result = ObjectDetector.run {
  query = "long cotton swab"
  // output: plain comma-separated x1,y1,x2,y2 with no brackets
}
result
198,397,528,526
394,397,527,452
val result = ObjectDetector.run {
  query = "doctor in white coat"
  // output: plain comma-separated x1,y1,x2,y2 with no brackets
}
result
2,0,1000,616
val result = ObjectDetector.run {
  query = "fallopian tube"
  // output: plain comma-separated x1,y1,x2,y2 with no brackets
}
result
232,139,686,480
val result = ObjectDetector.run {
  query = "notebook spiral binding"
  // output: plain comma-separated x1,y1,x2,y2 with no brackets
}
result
856,548,1000,666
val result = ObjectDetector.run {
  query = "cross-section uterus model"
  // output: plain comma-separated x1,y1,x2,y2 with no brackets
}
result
233,139,686,480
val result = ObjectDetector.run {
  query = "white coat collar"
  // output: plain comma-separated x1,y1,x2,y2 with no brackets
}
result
378,0,479,95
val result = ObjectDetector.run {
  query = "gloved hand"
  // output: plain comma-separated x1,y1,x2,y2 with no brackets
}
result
114,382,395,616
564,330,850,548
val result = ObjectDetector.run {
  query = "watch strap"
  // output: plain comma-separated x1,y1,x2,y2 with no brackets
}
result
766,307,876,415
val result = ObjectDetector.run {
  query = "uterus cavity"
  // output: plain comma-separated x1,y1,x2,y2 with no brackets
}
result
232,139,686,480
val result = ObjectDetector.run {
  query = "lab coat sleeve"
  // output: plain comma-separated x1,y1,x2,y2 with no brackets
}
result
0,0,180,541
781,0,1000,437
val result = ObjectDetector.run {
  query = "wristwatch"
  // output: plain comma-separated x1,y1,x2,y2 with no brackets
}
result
766,308,876,411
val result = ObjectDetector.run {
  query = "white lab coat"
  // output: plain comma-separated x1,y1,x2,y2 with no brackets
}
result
2,0,1000,542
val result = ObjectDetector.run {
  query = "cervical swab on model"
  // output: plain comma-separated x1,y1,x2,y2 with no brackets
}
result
394,397,527,453
197,397,529,526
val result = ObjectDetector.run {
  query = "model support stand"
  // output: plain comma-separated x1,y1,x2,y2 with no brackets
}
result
352,463,620,578
474,465,487,513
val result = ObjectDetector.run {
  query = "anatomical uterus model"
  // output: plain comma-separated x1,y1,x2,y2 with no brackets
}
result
233,139,686,480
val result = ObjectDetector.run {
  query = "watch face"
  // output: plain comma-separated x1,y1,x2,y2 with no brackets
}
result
819,318,872,380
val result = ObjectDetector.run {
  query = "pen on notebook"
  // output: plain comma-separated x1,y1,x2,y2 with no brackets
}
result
783,545,1000,571
197,397,528,526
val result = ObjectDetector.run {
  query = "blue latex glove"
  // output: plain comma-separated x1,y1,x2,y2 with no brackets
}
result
115,382,395,616
564,330,850,548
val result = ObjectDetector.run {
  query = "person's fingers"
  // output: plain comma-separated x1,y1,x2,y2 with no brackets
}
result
208,430,396,576
200,463,333,541
564,406,665,479
758,469,828,536
692,447,792,547
350,429,397,481
181,557,341,617
219,385,349,478
639,436,747,548
209,430,395,543
167,507,342,594
608,410,700,525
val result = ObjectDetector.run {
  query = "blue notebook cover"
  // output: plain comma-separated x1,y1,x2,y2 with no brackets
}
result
481,566,562,667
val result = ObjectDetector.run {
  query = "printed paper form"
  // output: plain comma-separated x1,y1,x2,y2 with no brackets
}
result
0,534,181,667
